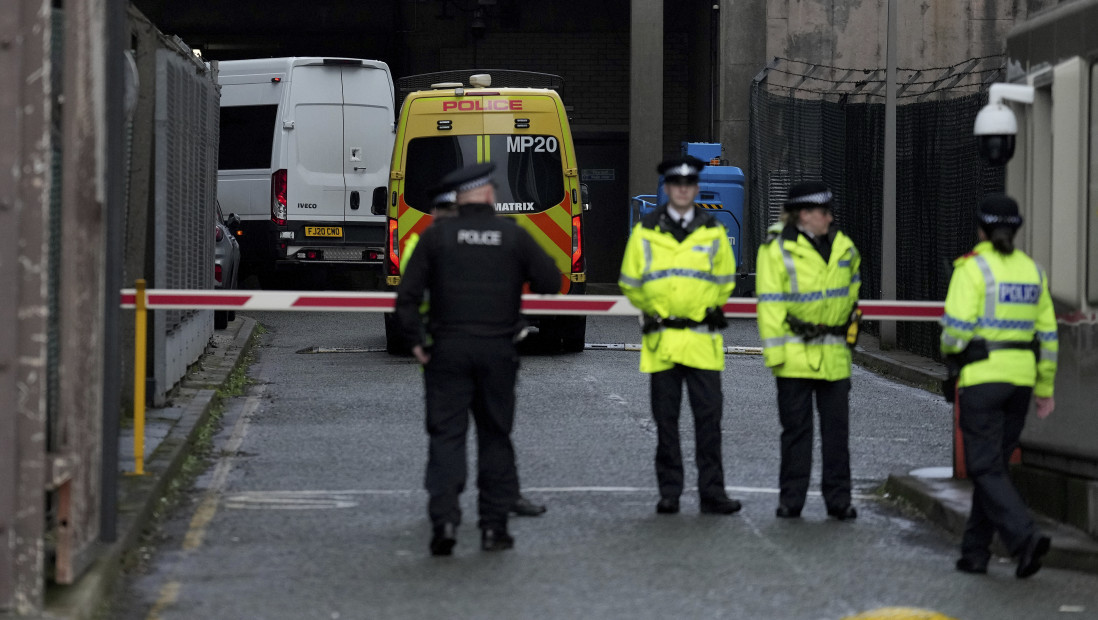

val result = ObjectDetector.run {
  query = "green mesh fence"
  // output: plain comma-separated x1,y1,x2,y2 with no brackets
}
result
749,57,1006,359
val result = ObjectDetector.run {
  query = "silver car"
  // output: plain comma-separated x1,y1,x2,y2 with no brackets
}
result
214,200,241,329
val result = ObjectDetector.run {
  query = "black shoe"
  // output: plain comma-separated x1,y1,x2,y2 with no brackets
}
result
510,496,547,517
655,498,680,514
827,505,858,521
700,497,742,515
775,505,802,519
1016,534,1051,579
955,557,988,574
481,527,515,552
430,523,457,556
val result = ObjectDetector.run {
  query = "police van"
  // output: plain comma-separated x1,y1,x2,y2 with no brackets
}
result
383,71,588,353
216,57,395,283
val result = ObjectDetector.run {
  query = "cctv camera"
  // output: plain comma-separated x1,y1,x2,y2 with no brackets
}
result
973,83,1035,166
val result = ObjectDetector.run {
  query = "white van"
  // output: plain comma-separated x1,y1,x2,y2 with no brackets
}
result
216,57,395,282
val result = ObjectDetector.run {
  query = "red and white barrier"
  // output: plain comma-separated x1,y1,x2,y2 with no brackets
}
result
119,289,948,322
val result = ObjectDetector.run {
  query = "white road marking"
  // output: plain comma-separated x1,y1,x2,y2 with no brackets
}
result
219,486,876,502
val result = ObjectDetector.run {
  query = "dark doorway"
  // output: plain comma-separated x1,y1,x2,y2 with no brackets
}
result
576,132,629,284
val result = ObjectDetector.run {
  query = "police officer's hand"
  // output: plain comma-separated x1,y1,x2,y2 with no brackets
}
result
412,344,431,365
1035,396,1055,419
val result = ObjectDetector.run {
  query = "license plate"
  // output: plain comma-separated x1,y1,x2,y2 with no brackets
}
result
305,226,343,237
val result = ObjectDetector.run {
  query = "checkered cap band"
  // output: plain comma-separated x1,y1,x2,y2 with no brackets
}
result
457,175,492,193
433,190,457,205
978,213,1022,227
787,190,833,206
665,163,699,178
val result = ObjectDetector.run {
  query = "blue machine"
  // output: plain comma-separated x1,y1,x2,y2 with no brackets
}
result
629,142,746,265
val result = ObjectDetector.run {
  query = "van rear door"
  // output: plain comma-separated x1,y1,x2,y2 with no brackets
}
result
342,65,394,223
286,64,345,223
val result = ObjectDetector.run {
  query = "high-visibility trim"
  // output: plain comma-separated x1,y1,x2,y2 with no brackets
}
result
1036,330,1058,342
973,255,997,319
838,260,851,268
642,239,653,274
1040,349,1058,363
780,243,799,293
940,332,968,350
756,287,848,303
976,317,1035,330
763,334,847,347
619,275,643,288
940,313,976,331
640,269,736,285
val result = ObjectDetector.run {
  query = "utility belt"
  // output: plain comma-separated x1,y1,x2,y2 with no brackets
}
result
785,309,862,348
641,306,728,334
942,338,1038,403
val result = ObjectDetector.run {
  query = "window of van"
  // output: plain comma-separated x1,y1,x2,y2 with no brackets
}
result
403,134,565,214
219,105,278,170
488,135,564,212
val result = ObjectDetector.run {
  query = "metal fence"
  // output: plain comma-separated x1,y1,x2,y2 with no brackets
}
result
146,43,220,404
749,56,1006,359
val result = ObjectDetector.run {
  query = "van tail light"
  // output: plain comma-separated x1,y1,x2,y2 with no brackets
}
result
571,215,584,273
214,263,223,285
271,169,288,225
215,225,224,242
387,217,400,276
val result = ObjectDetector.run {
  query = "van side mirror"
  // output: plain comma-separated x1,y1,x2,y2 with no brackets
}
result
580,183,591,212
226,213,241,229
371,187,387,215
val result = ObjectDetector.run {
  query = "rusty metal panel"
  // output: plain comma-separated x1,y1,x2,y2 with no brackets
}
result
0,0,52,612
54,0,105,587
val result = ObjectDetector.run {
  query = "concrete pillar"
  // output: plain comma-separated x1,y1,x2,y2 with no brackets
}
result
630,0,663,199
717,0,766,173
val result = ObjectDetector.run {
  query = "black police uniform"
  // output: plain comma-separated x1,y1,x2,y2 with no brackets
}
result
395,165,560,552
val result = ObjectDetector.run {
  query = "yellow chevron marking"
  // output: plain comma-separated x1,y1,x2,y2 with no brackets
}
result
697,203,723,210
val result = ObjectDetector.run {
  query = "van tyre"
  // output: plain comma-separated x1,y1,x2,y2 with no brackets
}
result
560,316,586,353
384,312,411,356
214,310,228,330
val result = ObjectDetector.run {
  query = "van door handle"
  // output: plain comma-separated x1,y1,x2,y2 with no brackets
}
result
353,166,369,171
350,191,360,210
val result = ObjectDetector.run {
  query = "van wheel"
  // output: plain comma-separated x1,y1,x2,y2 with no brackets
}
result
215,310,228,330
560,316,586,353
384,312,410,355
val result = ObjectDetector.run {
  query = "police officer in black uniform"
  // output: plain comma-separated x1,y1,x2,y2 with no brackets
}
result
396,162,561,556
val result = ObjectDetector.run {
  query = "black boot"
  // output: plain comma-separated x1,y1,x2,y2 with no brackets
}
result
430,523,457,556
481,527,514,552
510,496,547,517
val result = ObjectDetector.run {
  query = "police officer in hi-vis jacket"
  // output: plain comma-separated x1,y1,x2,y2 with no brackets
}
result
619,155,743,517
941,194,1057,579
756,181,861,521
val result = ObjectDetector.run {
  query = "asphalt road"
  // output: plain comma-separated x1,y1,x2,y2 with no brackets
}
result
109,312,1098,620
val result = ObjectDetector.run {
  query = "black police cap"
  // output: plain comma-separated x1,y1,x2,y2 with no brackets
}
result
785,181,833,212
977,193,1023,229
657,156,707,183
438,162,497,194
427,182,457,208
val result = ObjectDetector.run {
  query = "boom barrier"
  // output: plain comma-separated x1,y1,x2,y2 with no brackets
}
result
121,289,947,322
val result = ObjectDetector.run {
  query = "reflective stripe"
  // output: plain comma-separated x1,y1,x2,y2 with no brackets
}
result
941,313,976,331
618,274,642,288
709,239,720,271
973,255,997,320
940,332,968,349
851,274,861,284
758,289,849,303
838,260,851,268
763,334,847,347
1040,349,1058,363
758,293,787,303
976,317,1035,330
780,243,799,293
642,239,653,275
1037,330,1058,342
826,286,850,298
641,269,736,285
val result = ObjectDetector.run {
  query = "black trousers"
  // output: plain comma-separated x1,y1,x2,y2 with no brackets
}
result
776,377,851,511
423,337,520,530
958,383,1036,561
650,364,727,500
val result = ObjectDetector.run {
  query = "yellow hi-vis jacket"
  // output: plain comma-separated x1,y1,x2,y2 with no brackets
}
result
940,241,1058,396
756,224,861,380
618,206,736,373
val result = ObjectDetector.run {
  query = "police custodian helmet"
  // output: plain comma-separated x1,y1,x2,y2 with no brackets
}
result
657,155,707,184
784,181,833,212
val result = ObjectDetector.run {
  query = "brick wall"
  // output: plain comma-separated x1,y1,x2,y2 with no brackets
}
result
442,30,691,158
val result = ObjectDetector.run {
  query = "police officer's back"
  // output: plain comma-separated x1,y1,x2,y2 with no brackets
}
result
395,162,559,556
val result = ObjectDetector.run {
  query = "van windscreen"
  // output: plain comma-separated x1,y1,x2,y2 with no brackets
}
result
404,136,479,212
219,105,278,170
487,135,564,214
